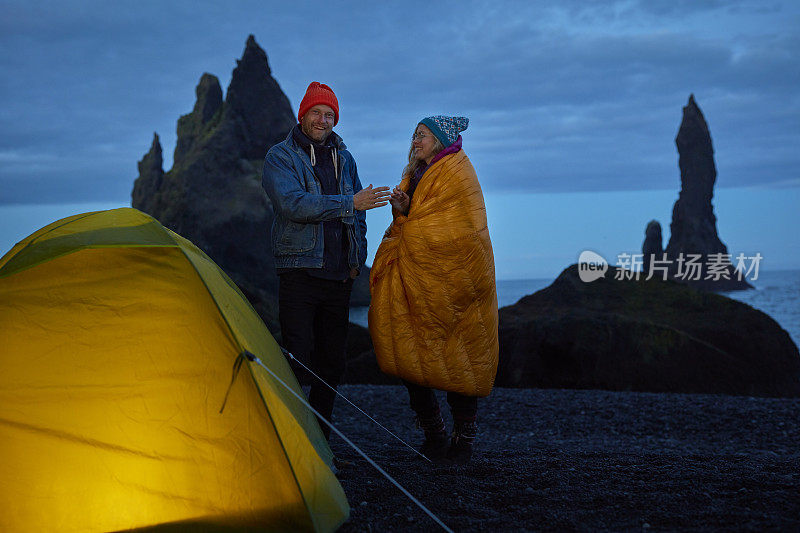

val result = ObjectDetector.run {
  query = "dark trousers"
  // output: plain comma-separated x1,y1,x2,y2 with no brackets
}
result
403,380,478,423
279,270,353,440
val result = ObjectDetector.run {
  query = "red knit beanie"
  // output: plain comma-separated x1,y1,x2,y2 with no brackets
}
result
298,82,339,125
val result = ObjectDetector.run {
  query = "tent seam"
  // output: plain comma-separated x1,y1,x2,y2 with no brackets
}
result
10,210,98,254
0,210,99,275
244,359,318,532
172,240,318,531
0,245,179,280
0,207,174,279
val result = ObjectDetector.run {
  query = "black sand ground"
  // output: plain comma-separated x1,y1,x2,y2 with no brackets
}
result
328,385,800,532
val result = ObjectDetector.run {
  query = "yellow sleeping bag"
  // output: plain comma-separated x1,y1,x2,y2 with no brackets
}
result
368,150,499,396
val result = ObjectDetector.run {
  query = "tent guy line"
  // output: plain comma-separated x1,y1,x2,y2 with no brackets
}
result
282,347,433,463
246,351,454,533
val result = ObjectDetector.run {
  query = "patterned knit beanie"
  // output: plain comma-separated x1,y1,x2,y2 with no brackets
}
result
298,82,339,125
419,115,469,147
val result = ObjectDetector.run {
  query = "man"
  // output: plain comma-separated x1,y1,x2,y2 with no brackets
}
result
262,81,390,440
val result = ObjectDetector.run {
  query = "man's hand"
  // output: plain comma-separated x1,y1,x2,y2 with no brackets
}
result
389,187,410,215
353,184,391,211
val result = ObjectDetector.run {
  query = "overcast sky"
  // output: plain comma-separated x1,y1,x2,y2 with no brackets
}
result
1,0,798,278
1,0,798,205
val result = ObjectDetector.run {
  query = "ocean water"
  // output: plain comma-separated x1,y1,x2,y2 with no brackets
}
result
721,269,800,348
350,269,800,349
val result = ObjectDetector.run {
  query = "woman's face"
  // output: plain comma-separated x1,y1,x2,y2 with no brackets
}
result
412,124,438,164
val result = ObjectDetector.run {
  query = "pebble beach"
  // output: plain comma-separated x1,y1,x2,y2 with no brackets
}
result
330,385,800,532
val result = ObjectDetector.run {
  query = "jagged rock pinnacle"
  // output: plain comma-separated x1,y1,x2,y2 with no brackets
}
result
131,133,164,211
173,74,222,166
224,34,295,158
194,73,223,124
664,95,751,290
243,34,270,75
642,220,663,274
667,95,721,254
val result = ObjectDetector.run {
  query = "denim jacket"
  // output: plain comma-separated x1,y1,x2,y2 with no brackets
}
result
262,130,367,271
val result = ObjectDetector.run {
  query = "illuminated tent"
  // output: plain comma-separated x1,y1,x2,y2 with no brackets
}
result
0,208,349,532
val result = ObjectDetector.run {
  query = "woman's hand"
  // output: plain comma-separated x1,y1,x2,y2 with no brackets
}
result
389,187,410,215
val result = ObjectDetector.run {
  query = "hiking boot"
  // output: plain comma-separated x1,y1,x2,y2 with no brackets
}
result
420,431,450,461
415,412,449,461
447,420,477,465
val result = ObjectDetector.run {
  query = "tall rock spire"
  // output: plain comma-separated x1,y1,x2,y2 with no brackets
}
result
642,220,663,275
131,133,164,213
223,34,295,159
663,95,751,290
666,94,724,255
174,73,223,167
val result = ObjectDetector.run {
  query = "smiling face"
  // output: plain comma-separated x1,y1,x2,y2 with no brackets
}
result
412,124,439,165
300,104,335,143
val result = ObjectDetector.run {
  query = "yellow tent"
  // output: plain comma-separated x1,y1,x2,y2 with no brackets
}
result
0,208,349,532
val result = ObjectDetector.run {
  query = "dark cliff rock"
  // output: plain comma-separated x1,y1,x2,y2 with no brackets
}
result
223,35,295,159
664,95,751,291
173,73,223,167
132,35,371,331
642,220,663,274
496,264,800,397
131,133,164,209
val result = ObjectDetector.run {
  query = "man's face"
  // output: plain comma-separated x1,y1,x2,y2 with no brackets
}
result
301,104,335,143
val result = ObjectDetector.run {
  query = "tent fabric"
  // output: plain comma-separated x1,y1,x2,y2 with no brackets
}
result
0,208,349,532
368,150,499,397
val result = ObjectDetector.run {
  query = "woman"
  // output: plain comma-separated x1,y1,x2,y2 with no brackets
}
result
368,115,499,464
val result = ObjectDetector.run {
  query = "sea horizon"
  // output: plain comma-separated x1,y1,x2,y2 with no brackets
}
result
351,269,800,349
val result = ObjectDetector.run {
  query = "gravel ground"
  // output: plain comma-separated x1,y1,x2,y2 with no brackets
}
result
327,385,800,532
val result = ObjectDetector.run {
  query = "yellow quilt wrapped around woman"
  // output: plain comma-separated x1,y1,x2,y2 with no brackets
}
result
368,150,499,397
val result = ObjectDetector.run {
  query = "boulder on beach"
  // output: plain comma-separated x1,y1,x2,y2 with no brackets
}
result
496,264,800,397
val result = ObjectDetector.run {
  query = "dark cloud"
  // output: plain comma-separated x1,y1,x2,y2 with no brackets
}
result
0,0,798,204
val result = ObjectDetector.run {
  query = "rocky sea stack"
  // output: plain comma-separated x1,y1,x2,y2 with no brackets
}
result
132,36,370,331
643,95,752,291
